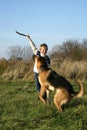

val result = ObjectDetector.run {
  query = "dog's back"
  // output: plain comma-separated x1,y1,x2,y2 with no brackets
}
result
46,69,75,93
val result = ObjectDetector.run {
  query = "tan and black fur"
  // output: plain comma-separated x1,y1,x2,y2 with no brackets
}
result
34,55,84,112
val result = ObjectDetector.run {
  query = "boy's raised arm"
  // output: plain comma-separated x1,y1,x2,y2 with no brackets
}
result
27,34,38,54
16,31,38,54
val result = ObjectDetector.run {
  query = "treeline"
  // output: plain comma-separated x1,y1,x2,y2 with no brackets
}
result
50,39,87,61
6,46,33,60
0,39,87,81
5,39,87,61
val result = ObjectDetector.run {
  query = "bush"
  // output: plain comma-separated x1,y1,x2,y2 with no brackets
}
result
0,58,8,75
1,59,33,81
51,59,87,81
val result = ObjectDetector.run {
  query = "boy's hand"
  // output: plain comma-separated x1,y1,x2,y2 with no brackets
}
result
16,31,32,41
27,34,30,38
27,35,32,41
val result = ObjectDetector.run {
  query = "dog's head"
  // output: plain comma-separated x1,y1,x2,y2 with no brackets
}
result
33,55,47,69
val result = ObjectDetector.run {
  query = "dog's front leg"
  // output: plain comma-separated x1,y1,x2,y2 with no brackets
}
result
39,87,47,104
46,90,50,104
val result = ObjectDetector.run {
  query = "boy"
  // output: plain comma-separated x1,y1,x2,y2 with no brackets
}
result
27,35,50,94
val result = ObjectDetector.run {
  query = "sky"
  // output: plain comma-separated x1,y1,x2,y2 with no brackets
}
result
0,0,87,58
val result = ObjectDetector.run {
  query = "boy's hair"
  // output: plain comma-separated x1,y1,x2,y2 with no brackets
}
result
40,43,48,51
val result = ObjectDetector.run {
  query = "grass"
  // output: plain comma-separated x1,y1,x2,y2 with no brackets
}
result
0,80,87,130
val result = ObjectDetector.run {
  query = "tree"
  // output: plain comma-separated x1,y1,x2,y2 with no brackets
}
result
22,46,33,60
50,39,87,61
82,39,87,60
7,45,33,60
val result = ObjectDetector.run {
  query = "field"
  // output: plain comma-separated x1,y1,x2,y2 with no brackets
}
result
0,80,87,130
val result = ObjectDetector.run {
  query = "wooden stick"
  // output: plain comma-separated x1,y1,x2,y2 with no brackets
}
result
16,31,28,37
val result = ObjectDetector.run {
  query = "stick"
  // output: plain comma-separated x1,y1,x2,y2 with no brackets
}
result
16,31,28,37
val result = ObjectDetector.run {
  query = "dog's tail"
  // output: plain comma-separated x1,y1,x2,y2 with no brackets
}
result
76,80,84,97
71,80,84,98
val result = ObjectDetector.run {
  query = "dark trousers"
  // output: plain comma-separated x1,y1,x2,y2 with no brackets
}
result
34,72,41,92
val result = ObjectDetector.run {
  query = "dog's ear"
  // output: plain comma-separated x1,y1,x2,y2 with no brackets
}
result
33,55,40,62
32,54,35,61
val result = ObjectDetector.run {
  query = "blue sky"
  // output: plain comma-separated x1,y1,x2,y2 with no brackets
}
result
0,0,87,58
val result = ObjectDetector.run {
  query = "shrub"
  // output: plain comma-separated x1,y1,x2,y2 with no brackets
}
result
52,59,87,81
0,58,8,75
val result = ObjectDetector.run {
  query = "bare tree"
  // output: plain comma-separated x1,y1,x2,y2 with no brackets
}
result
7,46,23,59
22,46,33,60
7,45,33,60
50,39,87,61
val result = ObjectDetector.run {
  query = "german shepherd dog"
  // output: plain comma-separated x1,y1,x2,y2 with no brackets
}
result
34,55,84,112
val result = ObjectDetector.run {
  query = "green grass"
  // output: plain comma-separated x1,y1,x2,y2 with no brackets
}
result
0,80,87,130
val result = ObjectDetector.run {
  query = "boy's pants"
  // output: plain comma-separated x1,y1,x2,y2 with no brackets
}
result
34,72,41,92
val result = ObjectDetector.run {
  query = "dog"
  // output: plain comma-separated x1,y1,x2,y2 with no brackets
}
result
34,55,84,112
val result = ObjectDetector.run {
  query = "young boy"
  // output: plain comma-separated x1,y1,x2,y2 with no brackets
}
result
27,35,50,94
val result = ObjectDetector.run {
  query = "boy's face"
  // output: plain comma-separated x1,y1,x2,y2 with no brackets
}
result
40,47,47,56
